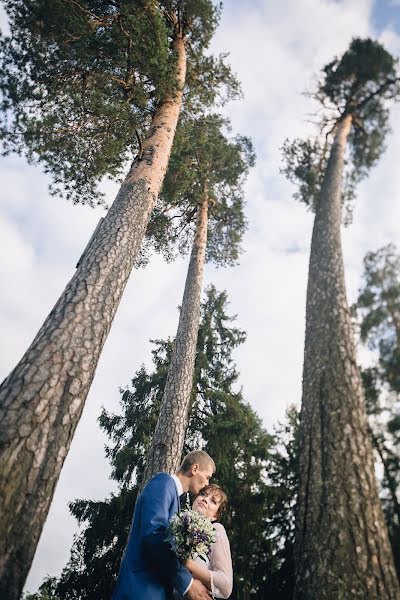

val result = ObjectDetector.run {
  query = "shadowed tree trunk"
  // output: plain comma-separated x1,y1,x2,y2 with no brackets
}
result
0,35,186,600
143,190,209,483
294,114,400,599
371,431,400,529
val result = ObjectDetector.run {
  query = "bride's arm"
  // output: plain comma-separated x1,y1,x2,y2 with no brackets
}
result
208,523,233,599
185,524,233,598
184,560,212,591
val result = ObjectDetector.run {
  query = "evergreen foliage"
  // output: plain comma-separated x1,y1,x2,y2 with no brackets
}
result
141,114,255,266
281,38,399,221
280,136,355,222
24,577,59,600
25,287,298,600
355,244,400,393
29,249,400,596
0,0,240,206
353,244,400,575
258,407,299,600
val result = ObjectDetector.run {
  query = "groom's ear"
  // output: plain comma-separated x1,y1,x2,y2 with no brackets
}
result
191,464,199,475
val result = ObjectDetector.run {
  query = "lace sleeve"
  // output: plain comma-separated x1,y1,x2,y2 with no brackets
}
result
209,523,233,599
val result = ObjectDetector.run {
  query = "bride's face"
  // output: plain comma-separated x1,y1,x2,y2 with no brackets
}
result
192,490,221,521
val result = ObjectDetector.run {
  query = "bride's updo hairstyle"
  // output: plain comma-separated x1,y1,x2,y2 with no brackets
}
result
196,484,228,521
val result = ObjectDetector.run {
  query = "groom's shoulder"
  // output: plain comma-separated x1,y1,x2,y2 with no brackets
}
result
151,472,173,483
145,471,174,490
141,472,176,503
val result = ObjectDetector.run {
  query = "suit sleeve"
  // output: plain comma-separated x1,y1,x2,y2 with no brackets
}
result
141,474,192,595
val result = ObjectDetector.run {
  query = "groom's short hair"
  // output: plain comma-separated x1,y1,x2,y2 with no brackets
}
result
179,450,216,475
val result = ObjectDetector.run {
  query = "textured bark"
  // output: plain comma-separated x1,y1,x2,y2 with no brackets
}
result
294,114,400,600
0,35,186,600
143,192,209,484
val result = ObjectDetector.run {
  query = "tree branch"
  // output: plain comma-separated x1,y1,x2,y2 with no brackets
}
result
355,77,400,113
135,129,143,160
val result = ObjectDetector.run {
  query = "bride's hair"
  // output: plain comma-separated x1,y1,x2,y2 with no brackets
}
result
196,484,228,520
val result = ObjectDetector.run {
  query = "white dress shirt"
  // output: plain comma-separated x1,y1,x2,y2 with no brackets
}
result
171,473,184,497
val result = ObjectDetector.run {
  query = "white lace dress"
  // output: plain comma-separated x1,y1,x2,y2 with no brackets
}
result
194,522,233,599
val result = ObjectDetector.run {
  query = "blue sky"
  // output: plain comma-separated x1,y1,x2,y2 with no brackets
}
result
1,0,400,593
373,0,400,34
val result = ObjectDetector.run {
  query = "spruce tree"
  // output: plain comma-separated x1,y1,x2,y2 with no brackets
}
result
282,38,400,599
25,287,276,600
0,3,238,596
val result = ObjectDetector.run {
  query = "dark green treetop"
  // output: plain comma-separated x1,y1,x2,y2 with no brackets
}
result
141,114,255,266
23,577,58,600
259,405,299,600
281,38,400,221
0,0,240,206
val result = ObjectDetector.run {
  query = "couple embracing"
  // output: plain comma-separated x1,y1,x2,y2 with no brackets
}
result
112,450,233,600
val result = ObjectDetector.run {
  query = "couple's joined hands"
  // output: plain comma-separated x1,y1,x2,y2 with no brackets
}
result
185,579,212,600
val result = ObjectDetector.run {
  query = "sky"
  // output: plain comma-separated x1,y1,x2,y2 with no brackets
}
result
1,0,400,594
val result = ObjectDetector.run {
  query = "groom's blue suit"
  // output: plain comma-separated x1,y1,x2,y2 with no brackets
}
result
112,472,192,600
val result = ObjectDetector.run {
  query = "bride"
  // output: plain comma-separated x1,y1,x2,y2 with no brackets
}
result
183,484,233,599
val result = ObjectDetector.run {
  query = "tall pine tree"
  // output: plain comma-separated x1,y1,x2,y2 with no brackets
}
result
282,38,400,599
143,115,254,481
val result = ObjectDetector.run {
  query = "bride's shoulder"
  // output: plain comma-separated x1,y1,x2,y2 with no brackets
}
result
213,522,229,538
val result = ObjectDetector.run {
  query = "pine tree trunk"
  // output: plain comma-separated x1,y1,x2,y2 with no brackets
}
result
0,35,186,600
143,191,209,483
294,114,400,600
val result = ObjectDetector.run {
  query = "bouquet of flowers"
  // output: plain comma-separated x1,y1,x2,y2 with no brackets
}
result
166,509,216,561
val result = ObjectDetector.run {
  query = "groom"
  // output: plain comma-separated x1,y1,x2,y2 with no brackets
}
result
112,450,216,600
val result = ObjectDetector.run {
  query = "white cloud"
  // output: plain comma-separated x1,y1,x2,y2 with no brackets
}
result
0,5,10,35
213,0,373,144
1,0,400,593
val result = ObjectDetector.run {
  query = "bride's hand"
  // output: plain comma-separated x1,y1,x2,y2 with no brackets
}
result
184,559,195,573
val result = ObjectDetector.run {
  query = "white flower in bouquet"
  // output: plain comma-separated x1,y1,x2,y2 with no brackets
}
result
167,509,216,561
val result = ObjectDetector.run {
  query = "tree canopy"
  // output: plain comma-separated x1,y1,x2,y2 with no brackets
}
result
281,38,400,221
141,114,255,266
355,244,400,393
0,0,240,206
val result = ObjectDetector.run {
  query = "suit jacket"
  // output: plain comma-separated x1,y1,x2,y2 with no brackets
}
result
112,473,192,600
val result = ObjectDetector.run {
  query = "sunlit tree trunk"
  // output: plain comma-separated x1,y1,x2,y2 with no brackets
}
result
143,189,209,483
294,114,400,600
0,35,186,600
